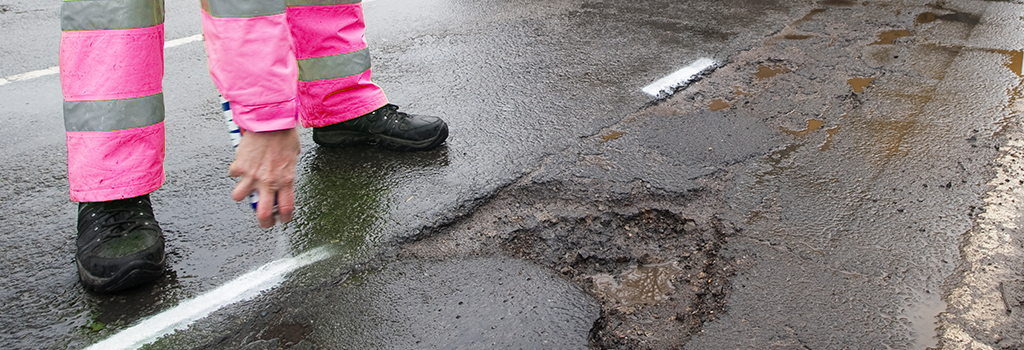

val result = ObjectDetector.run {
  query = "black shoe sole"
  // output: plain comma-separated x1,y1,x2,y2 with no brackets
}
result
313,124,449,151
77,257,165,293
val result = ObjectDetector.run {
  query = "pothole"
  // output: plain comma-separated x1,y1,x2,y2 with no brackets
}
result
442,179,740,349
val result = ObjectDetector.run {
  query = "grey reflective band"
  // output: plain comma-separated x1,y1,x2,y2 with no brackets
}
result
201,0,286,18
286,0,361,6
298,48,371,82
64,94,165,132
62,0,164,31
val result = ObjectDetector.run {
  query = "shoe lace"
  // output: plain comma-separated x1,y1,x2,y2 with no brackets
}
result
80,205,153,242
378,104,409,124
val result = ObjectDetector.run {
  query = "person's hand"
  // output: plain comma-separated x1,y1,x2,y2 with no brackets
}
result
229,128,300,228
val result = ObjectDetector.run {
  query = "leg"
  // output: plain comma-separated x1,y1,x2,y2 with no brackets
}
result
201,1,301,227
60,0,167,292
287,1,448,151
287,0,387,126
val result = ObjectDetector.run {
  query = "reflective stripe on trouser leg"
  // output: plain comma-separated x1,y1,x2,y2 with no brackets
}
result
61,0,166,202
287,1,388,128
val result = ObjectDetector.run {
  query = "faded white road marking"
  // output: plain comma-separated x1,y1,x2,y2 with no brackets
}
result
84,246,332,350
642,58,716,97
0,34,204,87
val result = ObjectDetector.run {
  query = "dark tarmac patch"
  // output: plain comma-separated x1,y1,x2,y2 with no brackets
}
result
150,253,599,349
782,34,815,40
818,0,858,7
256,321,313,346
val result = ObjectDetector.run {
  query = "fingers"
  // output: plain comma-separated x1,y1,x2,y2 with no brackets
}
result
231,172,255,202
255,188,276,228
251,182,295,228
229,128,300,228
228,160,243,179
275,186,296,224
235,168,294,228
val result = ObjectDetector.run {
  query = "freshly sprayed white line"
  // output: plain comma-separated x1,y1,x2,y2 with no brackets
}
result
1,34,205,86
164,34,203,48
642,58,716,97
84,246,333,350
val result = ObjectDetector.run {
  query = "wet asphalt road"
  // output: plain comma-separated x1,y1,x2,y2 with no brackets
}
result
3,0,1024,349
1,0,810,348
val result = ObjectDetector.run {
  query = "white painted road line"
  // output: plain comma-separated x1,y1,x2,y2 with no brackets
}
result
164,33,203,48
0,66,60,86
642,58,717,97
0,34,204,87
84,246,333,350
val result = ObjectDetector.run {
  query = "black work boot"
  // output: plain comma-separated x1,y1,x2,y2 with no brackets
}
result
76,194,165,293
312,104,449,151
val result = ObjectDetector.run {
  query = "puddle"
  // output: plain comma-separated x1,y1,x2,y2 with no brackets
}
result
1010,50,1024,77
820,125,840,151
709,99,730,111
755,65,791,81
914,12,939,24
601,130,626,143
782,119,824,136
592,262,683,306
732,86,751,96
848,77,875,93
996,49,1023,77
902,290,946,350
870,29,911,45
914,11,980,26
792,8,827,26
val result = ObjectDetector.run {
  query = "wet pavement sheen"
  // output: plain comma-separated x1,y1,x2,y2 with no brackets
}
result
2,0,1023,349
1,0,808,348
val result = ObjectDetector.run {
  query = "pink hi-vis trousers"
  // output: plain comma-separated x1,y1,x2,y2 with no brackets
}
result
60,0,388,202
